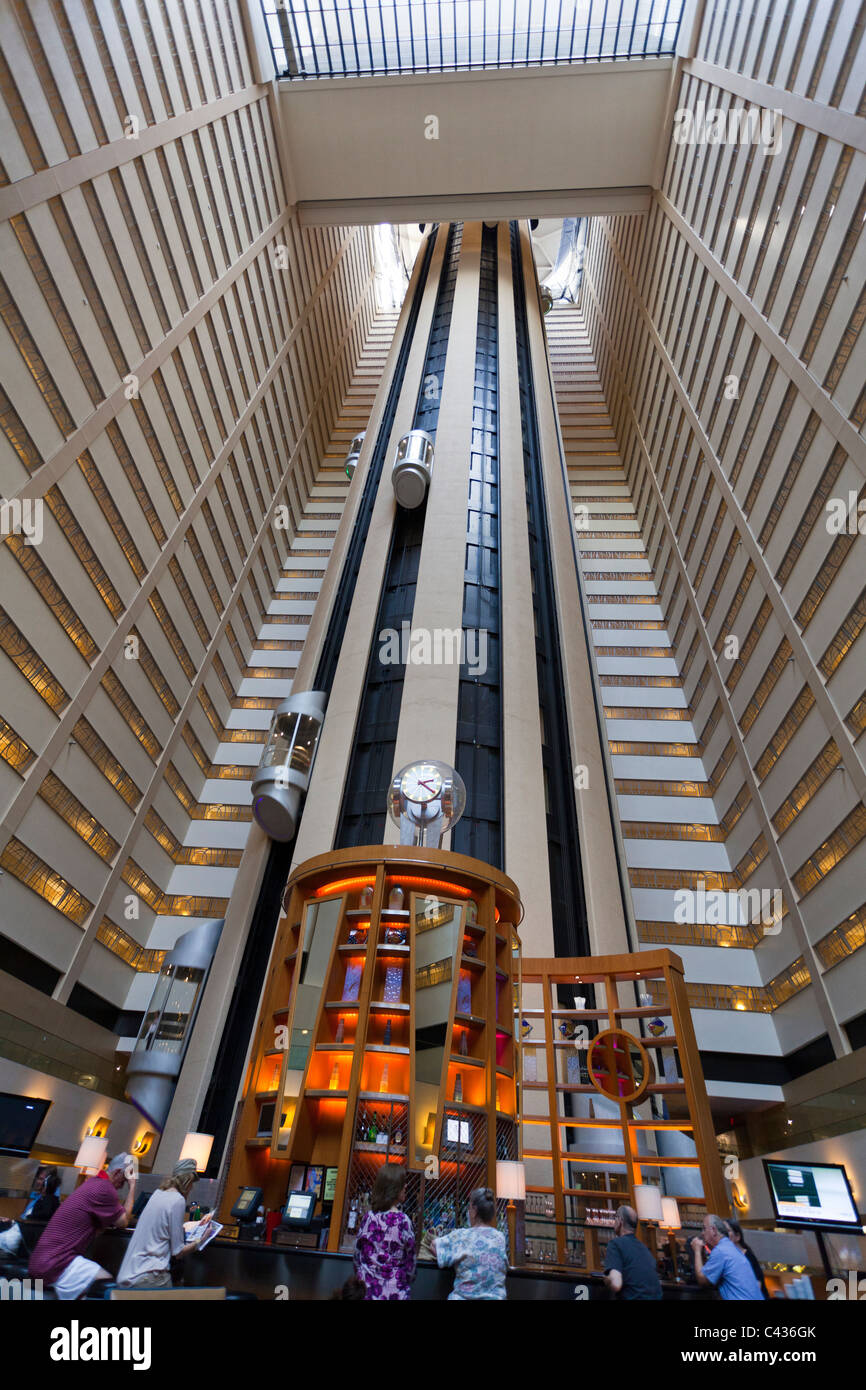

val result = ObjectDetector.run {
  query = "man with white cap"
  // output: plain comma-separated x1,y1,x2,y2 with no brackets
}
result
117,1157,205,1289
30,1152,136,1299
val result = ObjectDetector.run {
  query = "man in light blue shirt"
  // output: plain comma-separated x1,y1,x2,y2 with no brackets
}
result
691,1214,763,1299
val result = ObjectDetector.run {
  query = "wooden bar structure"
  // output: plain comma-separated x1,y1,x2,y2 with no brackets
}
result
220,846,522,1253
519,951,728,1272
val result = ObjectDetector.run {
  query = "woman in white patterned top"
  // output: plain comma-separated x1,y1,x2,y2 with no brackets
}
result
434,1187,508,1300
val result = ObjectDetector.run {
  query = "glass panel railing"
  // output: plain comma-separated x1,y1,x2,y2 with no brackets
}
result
0,1009,126,1099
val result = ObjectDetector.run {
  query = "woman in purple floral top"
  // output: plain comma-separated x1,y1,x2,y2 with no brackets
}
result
354,1164,415,1300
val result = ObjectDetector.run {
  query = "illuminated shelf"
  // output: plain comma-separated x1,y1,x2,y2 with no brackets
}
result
460,955,484,970
448,1053,484,1068
325,1001,359,1011
365,1044,410,1055
376,943,410,956
380,909,410,920
304,1089,349,1100
245,1138,271,1149
455,1012,485,1028
615,1005,673,1019
254,1089,278,1101
354,1142,406,1155
358,1091,409,1103
369,1000,410,1013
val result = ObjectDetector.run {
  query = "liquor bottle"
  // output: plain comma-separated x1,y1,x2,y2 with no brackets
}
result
367,1115,377,1143
360,885,373,909
335,1016,345,1045
394,1125,403,1147
328,1061,340,1090
459,1029,468,1056
357,1105,367,1141
379,1063,389,1093
347,1198,358,1232
383,1018,392,1045
388,885,404,911
453,1072,463,1103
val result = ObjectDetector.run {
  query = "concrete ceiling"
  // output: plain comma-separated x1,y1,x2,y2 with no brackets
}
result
277,58,674,225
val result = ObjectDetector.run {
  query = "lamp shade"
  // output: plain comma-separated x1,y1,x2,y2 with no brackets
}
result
635,1182,664,1222
660,1197,681,1230
178,1132,213,1172
75,1136,108,1174
496,1159,526,1202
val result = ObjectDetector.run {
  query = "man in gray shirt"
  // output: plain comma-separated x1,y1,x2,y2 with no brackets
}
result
117,1159,204,1289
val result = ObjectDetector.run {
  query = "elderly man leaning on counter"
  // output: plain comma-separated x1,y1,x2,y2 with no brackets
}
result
691,1214,763,1300
29,1152,137,1299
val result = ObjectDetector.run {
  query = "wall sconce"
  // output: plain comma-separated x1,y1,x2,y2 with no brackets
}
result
75,1136,108,1175
132,1131,156,1157
179,1132,214,1173
85,1116,111,1138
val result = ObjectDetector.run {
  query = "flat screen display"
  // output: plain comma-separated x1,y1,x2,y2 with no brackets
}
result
0,1092,51,1157
284,1191,315,1226
231,1186,262,1220
763,1160,860,1230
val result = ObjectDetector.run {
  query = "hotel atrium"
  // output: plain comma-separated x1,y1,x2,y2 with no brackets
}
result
0,0,864,1299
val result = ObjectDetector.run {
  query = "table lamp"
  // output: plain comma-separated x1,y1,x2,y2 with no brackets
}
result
179,1131,214,1173
635,1182,663,1222
75,1136,108,1175
660,1197,681,1230
496,1159,526,1266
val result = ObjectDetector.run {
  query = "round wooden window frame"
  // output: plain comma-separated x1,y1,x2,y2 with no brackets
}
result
587,1028,651,1106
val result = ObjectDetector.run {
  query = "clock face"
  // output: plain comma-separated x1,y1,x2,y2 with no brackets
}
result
400,763,443,804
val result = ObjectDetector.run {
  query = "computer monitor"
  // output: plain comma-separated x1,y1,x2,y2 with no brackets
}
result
763,1159,861,1231
0,1093,51,1157
132,1190,151,1218
230,1186,263,1222
283,1190,316,1228
256,1104,287,1137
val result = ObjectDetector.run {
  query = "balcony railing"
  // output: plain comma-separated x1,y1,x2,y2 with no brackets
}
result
262,1,684,79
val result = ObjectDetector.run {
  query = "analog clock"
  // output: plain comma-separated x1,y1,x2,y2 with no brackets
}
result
388,760,466,848
400,763,443,804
